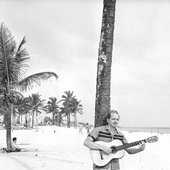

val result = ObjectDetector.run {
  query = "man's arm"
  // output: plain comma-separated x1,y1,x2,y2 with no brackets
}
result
84,136,112,154
125,143,145,154
12,142,20,149
120,132,145,154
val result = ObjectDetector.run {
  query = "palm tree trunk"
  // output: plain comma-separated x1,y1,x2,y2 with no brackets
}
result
17,115,20,124
17,114,20,124
56,115,60,126
58,114,62,126
25,113,28,127
95,0,116,127
36,111,38,132
32,111,35,128
52,113,55,125
28,111,31,127
11,104,14,127
6,89,13,150
74,113,77,129
67,113,70,128
21,114,22,124
6,106,12,150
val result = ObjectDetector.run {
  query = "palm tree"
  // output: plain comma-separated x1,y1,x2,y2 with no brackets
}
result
0,23,58,151
95,0,117,127
0,91,9,126
45,97,60,125
28,93,44,131
14,95,31,125
9,92,22,125
61,91,76,128
71,98,83,128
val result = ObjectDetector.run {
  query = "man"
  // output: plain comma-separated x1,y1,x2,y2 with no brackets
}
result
84,110,145,170
12,137,21,152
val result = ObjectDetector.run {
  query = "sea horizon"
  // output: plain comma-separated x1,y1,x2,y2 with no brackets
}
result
120,126,170,134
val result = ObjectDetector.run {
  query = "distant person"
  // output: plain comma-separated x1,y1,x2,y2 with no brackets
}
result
84,110,145,170
1,137,21,153
12,137,21,152
86,123,91,134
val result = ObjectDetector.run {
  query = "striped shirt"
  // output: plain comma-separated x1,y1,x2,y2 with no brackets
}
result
88,126,128,170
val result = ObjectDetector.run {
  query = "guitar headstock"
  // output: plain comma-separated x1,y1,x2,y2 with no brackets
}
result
145,136,158,143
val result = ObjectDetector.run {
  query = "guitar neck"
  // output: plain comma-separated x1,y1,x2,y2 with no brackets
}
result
116,139,146,151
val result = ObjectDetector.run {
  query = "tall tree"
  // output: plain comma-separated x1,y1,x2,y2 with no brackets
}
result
14,95,31,125
71,98,83,128
9,91,24,125
45,97,60,125
95,0,116,127
28,93,44,131
61,91,75,128
0,23,58,151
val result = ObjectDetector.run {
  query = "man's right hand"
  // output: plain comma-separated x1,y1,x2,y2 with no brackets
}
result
99,145,112,155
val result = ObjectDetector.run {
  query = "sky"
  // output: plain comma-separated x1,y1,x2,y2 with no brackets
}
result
0,0,170,127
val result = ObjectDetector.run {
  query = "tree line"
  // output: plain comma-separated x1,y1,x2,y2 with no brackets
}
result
0,90,83,129
0,0,116,152
0,23,82,151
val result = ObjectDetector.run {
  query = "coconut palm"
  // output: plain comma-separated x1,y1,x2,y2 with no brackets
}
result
28,93,44,131
0,89,24,126
0,23,58,151
0,91,9,126
95,0,116,127
45,97,60,125
14,95,31,125
61,91,76,128
71,98,83,128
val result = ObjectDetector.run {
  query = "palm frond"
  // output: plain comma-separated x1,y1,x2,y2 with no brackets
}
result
0,23,17,84
0,106,9,115
18,72,58,91
15,36,29,76
11,90,24,99
17,36,26,52
0,23,29,86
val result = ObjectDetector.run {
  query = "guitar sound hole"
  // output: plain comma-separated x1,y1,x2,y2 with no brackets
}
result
111,146,117,153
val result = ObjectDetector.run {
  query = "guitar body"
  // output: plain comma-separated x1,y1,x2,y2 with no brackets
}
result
89,135,158,167
90,140,125,167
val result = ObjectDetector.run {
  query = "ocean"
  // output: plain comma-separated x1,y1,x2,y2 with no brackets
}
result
120,127,170,134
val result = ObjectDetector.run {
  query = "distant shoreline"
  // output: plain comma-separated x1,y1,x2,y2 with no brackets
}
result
0,125,170,134
120,126,170,134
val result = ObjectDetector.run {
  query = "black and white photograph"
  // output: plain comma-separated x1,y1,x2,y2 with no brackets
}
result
0,0,170,169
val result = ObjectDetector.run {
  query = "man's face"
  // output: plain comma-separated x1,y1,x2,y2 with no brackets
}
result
107,113,120,127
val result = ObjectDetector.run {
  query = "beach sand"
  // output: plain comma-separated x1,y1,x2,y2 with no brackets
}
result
0,126,169,170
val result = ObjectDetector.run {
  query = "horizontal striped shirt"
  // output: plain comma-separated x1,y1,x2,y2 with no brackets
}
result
88,126,128,170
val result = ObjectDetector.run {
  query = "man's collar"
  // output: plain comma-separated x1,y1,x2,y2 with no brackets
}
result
105,125,118,133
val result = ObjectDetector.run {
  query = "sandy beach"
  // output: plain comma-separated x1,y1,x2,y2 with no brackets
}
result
0,126,169,170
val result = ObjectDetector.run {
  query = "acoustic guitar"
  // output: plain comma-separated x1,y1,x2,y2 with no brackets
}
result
90,136,158,167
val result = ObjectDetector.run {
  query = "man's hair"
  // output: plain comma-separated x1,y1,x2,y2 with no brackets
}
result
102,110,120,125
12,137,17,141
